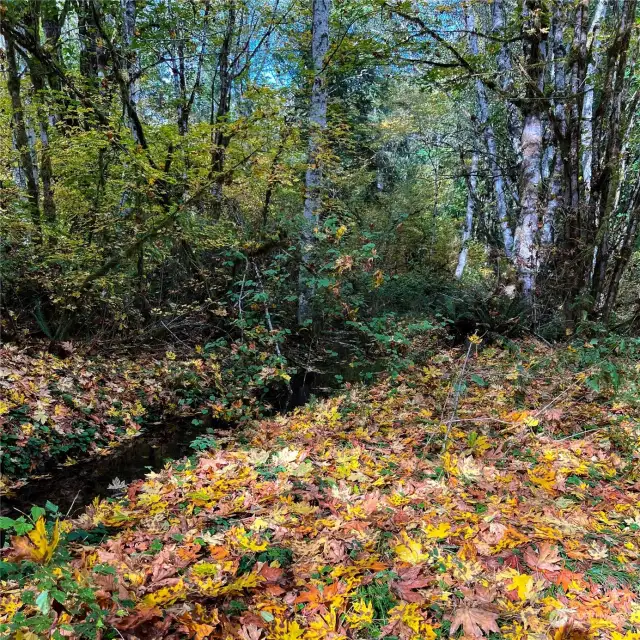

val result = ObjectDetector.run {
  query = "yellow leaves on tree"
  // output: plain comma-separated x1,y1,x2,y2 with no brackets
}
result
10,518,60,564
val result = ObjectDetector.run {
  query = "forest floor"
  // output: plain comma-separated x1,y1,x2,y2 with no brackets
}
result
0,343,271,488
3,339,640,639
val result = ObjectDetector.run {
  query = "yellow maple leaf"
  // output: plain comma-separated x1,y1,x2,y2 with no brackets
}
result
425,522,451,539
270,619,305,640
219,572,264,595
346,599,374,629
143,578,187,606
306,607,346,640
507,573,533,601
10,517,60,564
394,532,429,565
228,526,269,552
528,465,556,491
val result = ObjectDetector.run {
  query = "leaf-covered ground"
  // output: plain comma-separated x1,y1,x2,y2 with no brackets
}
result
0,343,277,486
4,341,640,639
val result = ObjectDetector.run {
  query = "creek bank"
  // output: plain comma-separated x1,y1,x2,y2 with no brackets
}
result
0,368,343,528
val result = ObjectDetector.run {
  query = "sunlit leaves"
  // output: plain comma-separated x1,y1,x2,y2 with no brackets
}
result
9,517,60,565
7,341,640,639
394,532,430,565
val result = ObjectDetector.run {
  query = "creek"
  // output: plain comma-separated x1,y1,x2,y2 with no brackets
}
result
0,368,345,526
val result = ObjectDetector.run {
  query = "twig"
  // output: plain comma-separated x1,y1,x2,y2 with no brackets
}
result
441,342,473,452
532,365,598,420
554,427,603,441
65,490,82,518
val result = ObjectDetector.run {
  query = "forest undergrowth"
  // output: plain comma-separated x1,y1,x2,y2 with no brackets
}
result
3,338,640,639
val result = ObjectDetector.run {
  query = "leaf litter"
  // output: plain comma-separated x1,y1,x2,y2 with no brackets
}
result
4,341,640,639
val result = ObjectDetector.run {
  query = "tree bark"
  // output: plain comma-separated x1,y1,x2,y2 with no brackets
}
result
455,151,478,279
78,0,99,83
28,59,56,223
491,0,521,161
210,1,236,217
514,0,547,300
467,9,513,258
580,0,606,205
121,0,140,144
298,0,331,325
5,34,41,230
543,1,567,247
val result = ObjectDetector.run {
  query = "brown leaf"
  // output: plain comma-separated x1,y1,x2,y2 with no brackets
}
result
114,606,162,631
544,408,563,422
449,606,500,638
324,539,347,563
523,542,562,572
239,624,264,640
393,577,431,603
392,566,431,603
257,562,284,582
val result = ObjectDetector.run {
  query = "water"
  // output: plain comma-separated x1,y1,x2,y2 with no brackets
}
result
0,420,213,520
0,369,344,523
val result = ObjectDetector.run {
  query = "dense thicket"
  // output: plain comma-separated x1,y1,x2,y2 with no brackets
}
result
1,0,640,358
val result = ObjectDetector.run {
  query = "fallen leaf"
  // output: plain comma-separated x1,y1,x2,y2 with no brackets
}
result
449,605,500,638
524,542,562,571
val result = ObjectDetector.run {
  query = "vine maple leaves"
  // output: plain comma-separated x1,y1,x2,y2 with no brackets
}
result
4,341,640,639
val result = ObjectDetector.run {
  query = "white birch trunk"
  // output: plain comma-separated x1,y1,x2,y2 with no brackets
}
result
581,0,607,203
298,0,330,324
467,10,514,257
516,114,543,298
455,152,478,279
491,0,522,159
515,0,546,300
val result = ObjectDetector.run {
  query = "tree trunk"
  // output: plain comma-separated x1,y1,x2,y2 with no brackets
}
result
5,34,41,231
28,58,56,223
514,0,547,300
121,0,140,144
491,0,522,161
79,0,99,83
210,2,236,217
467,9,513,258
589,0,637,313
455,151,478,279
543,1,567,247
298,0,331,325
580,0,606,205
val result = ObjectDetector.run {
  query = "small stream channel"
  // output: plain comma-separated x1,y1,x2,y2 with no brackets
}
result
0,369,343,526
